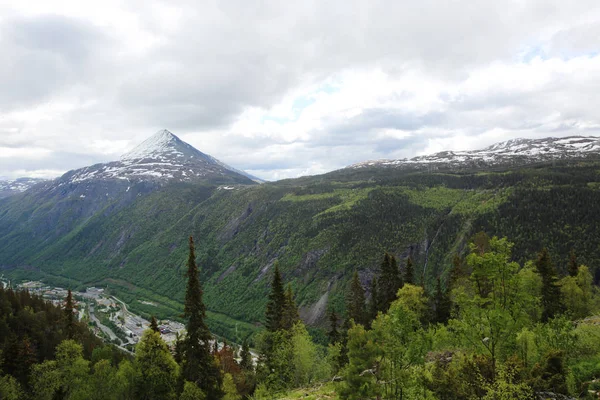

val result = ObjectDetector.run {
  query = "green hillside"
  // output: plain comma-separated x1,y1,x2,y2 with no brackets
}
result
2,160,600,341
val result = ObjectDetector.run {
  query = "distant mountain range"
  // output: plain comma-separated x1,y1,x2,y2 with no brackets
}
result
0,177,47,199
2,131,600,341
350,136,600,170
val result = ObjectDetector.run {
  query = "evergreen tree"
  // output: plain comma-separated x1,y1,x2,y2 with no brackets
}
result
181,236,222,400
377,253,402,313
404,256,414,285
150,316,159,333
368,278,379,324
327,310,340,344
64,289,76,340
450,253,465,285
568,249,579,277
535,248,562,322
433,277,451,324
346,271,366,326
239,339,253,371
265,262,286,332
280,284,299,331
391,255,403,293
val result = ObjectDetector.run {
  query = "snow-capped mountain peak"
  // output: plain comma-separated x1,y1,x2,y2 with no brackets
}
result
120,129,195,162
350,136,600,170
62,129,260,185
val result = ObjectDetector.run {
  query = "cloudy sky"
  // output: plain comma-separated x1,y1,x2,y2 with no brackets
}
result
1,0,599,181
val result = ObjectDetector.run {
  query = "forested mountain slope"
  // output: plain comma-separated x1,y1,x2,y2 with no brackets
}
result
2,136,600,341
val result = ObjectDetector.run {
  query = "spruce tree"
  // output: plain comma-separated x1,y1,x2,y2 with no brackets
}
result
64,289,76,340
150,316,159,333
536,248,562,322
327,310,340,344
346,271,366,326
281,284,299,331
404,256,414,285
377,253,398,313
265,262,285,332
433,277,451,324
182,236,222,400
391,255,403,293
568,249,579,277
240,339,253,371
368,277,379,324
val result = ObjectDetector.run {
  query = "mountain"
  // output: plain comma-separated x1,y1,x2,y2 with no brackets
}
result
2,134,600,342
68,129,257,184
0,177,46,198
350,136,600,170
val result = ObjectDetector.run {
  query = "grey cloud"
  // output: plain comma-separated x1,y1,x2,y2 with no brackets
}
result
0,14,112,109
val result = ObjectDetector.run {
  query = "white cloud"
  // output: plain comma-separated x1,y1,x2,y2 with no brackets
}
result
1,0,600,180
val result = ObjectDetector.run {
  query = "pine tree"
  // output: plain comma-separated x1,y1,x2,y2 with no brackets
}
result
64,289,76,340
181,236,222,400
239,339,253,371
281,284,299,331
404,256,414,285
327,310,340,344
150,316,159,333
568,249,579,277
346,271,366,326
433,277,451,324
265,262,286,332
536,248,562,322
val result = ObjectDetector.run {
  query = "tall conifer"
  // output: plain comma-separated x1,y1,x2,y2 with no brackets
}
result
64,289,76,340
182,236,222,400
346,271,366,326
265,262,285,332
281,284,299,331
404,257,414,285
433,277,451,324
150,316,159,333
568,249,579,277
368,277,379,324
240,339,253,371
536,248,562,322
327,310,340,344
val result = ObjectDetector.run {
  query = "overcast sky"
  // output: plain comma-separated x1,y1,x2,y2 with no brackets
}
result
1,0,599,181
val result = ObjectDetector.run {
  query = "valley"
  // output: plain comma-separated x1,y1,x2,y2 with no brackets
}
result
2,132,600,344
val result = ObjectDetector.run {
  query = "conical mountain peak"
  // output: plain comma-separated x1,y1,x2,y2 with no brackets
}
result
120,129,189,161
64,129,260,184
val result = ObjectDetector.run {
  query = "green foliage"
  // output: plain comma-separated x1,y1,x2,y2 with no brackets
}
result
180,381,206,400
560,265,594,319
0,374,23,400
134,330,178,400
338,323,379,400
222,373,241,400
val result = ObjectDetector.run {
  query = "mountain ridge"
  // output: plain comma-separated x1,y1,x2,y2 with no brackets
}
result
349,135,600,170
